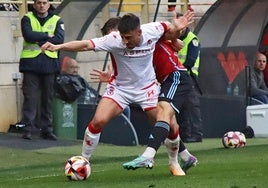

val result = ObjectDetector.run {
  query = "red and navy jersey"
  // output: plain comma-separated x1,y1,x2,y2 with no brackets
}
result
153,41,187,83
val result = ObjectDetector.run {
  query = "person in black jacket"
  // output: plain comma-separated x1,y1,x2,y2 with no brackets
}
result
18,0,64,140
250,52,268,103
175,12,203,143
59,56,100,105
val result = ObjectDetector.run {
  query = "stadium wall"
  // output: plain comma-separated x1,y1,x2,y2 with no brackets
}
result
0,0,214,133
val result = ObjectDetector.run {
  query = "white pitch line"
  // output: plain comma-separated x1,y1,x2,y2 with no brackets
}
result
16,174,60,181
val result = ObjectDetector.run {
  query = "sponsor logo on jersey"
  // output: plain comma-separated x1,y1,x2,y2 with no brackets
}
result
123,48,151,56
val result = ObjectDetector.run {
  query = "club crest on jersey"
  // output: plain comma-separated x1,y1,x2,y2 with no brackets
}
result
107,86,115,95
113,34,117,39
147,40,152,46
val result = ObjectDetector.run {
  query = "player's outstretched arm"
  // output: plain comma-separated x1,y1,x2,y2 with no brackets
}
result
41,40,94,52
163,10,194,40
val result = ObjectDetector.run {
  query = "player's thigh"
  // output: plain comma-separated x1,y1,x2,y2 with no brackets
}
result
145,108,157,125
156,101,175,123
92,97,123,126
170,115,179,130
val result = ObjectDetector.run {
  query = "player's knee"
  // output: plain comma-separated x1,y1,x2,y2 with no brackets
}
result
91,116,108,129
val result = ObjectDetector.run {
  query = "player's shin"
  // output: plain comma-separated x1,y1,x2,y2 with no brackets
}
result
81,123,101,160
165,131,185,176
147,121,170,153
165,136,180,164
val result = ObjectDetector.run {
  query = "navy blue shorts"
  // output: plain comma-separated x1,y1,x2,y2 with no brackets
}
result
158,71,192,113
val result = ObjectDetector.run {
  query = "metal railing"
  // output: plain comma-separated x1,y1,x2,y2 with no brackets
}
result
0,0,214,37
0,0,62,17
0,0,214,18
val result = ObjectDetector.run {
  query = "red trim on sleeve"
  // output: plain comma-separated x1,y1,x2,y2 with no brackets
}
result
89,39,96,49
160,22,168,33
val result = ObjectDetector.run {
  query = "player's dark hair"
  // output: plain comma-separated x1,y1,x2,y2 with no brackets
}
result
101,17,121,36
118,13,140,34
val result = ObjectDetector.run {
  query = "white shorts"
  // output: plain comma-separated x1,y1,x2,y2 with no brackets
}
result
102,81,160,111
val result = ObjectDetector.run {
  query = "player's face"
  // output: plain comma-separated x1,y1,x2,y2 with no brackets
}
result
120,28,142,49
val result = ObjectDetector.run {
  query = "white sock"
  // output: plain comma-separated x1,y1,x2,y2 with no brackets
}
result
179,149,191,161
141,147,156,159
81,127,100,160
164,137,180,164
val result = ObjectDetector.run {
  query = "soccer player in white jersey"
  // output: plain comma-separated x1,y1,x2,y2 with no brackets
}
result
91,17,197,176
41,11,194,174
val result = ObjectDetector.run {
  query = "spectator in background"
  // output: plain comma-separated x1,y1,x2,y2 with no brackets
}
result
168,0,177,12
168,0,194,12
250,52,268,104
176,12,203,143
28,0,55,12
18,0,64,140
263,51,268,87
59,56,100,105
61,56,80,75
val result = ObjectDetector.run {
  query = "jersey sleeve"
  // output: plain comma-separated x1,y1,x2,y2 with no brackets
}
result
90,31,121,52
141,22,167,40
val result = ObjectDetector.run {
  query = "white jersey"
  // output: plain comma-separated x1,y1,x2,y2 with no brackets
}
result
91,22,167,90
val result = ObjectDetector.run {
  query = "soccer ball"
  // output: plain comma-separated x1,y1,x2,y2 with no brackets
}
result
222,131,246,148
235,131,246,147
64,155,91,181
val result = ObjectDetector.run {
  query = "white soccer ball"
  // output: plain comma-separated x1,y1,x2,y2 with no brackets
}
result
64,155,91,181
234,131,246,148
222,131,246,148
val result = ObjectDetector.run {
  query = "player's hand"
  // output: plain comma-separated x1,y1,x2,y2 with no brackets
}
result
171,39,184,51
173,10,194,31
41,41,59,52
90,64,112,83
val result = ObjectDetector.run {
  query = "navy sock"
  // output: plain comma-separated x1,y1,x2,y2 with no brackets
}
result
148,121,170,151
179,140,186,152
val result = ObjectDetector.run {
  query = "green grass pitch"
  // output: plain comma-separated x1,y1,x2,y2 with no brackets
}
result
0,138,267,188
